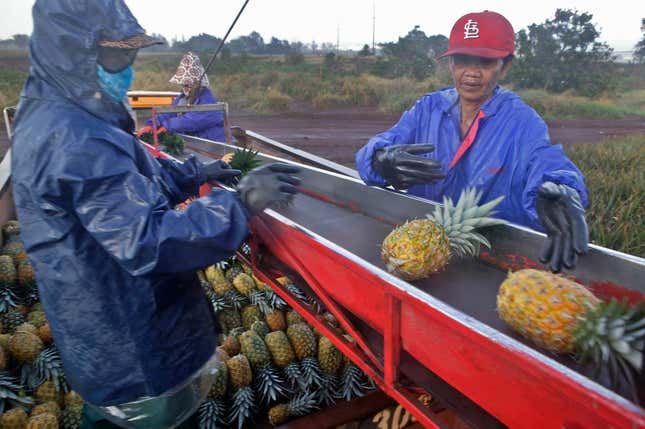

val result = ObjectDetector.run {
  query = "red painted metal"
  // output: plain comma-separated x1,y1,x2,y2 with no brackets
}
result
246,212,645,429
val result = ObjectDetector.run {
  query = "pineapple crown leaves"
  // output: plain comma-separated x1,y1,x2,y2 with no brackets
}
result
198,398,229,429
285,391,319,417
222,290,249,311
427,187,507,258
338,363,370,401
314,372,339,407
228,386,256,429
253,363,288,405
264,289,287,311
0,371,34,413
574,299,645,397
283,362,307,392
228,148,262,176
22,347,68,392
248,289,272,315
300,356,324,388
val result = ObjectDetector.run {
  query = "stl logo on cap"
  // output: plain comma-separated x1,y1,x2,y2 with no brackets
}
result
463,19,480,39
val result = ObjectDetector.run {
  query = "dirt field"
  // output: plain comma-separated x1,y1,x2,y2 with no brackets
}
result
1,106,644,167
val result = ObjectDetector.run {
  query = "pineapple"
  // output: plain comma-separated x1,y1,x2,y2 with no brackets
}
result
26,412,58,428
220,327,243,356
233,273,256,298
318,337,342,375
27,312,47,329
239,331,286,404
222,148,261,183
35,381,62,405
497,269,645,392
2,221,21,244
250,320,270,339
240,305,261,330
287,323,322,388
0,407,29,428
264,331,305,391
286,310,306,327
30,348,66,392
217,309,242,334
0,346,6,371
265,310,286,332
207,360,229,400
37,324,52,345
265,331,296,368
30,401,60,418
226,354,256,429
0,255,18,313
2,311,26,334
381,188,506,280
205,265,233,296
2,242,28,266
9,330,44,363
267,392,318,426
63,392,83,408
224,265,245,284
60,404,83,429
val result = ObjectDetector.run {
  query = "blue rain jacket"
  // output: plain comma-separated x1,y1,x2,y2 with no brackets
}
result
11,0,249,406
356,87,588,230
146,88,226,142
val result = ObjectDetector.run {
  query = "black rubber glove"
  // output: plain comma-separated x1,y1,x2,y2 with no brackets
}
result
201,160,241,186
237,163,302,215
536,181,589,273
372,144,445,190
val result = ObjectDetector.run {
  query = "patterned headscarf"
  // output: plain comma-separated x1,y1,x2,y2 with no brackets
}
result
169,51,210,88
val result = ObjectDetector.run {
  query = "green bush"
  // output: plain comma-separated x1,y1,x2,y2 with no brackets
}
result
565,136,644,256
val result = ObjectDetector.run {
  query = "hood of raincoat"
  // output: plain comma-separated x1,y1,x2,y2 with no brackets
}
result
10,0,250,408
25,0,145,129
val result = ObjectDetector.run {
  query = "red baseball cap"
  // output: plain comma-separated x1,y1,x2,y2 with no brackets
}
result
438,11,515,59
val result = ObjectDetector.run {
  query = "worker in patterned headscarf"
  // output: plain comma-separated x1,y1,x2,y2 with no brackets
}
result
138,51,226,141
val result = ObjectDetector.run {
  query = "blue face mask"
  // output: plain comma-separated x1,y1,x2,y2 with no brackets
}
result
97,64,134,101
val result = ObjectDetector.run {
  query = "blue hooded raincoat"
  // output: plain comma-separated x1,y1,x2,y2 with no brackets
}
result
11,0,249,406
356,87,588,230
147,88,226,142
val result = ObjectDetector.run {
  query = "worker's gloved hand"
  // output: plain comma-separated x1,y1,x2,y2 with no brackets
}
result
136,125,166,138
536,181,589,273
201,160,241,186
237,163,301,215
371,144,445,190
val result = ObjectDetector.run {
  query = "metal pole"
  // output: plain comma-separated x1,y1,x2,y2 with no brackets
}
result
198,0,251,83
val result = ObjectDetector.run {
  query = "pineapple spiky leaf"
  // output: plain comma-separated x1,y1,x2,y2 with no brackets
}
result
198,398,228,429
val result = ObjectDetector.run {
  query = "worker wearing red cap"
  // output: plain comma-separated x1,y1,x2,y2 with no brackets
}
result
357,11,589,273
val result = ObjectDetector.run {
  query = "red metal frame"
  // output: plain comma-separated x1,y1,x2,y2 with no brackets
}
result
243,213,645,429
138,141,644,428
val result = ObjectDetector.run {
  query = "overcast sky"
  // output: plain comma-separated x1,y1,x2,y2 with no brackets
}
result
1,1,643,51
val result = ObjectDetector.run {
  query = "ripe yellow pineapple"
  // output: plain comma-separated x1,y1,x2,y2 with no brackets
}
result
381,188,506,280
35,381,62,405
226,354,256,429
240,305,262,330
9,330,44,363
0,408,28,428
233,273,256,297
207,360,229,400
26,411,58,428
498,269,645,390
265,310,286,332
268,392,318,426
265,331,296,368
30,401,60,418
318,336,343,375
286,323,317,360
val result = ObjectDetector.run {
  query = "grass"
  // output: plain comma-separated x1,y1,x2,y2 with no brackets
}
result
565,135,644,257
517,89,645,120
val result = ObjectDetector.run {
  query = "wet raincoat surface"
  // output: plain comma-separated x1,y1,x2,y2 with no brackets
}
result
147,88,226,142
10,0,248,406
356,87,588,230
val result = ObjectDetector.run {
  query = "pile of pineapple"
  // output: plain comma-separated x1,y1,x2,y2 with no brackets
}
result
196,253,375,428
0,220,84,429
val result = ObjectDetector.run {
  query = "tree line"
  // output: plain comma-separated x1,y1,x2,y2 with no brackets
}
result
1,9,644,97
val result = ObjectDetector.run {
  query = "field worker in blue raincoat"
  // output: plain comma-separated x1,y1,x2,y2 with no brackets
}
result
10,0,300,427
137,51,226,142
356,10,589,273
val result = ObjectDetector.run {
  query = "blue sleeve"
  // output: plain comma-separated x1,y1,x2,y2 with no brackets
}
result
521,120,589,229
145,96,181,126
159,89,224,134
65,142,249,276
155,154,206,205
355,99,422,186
